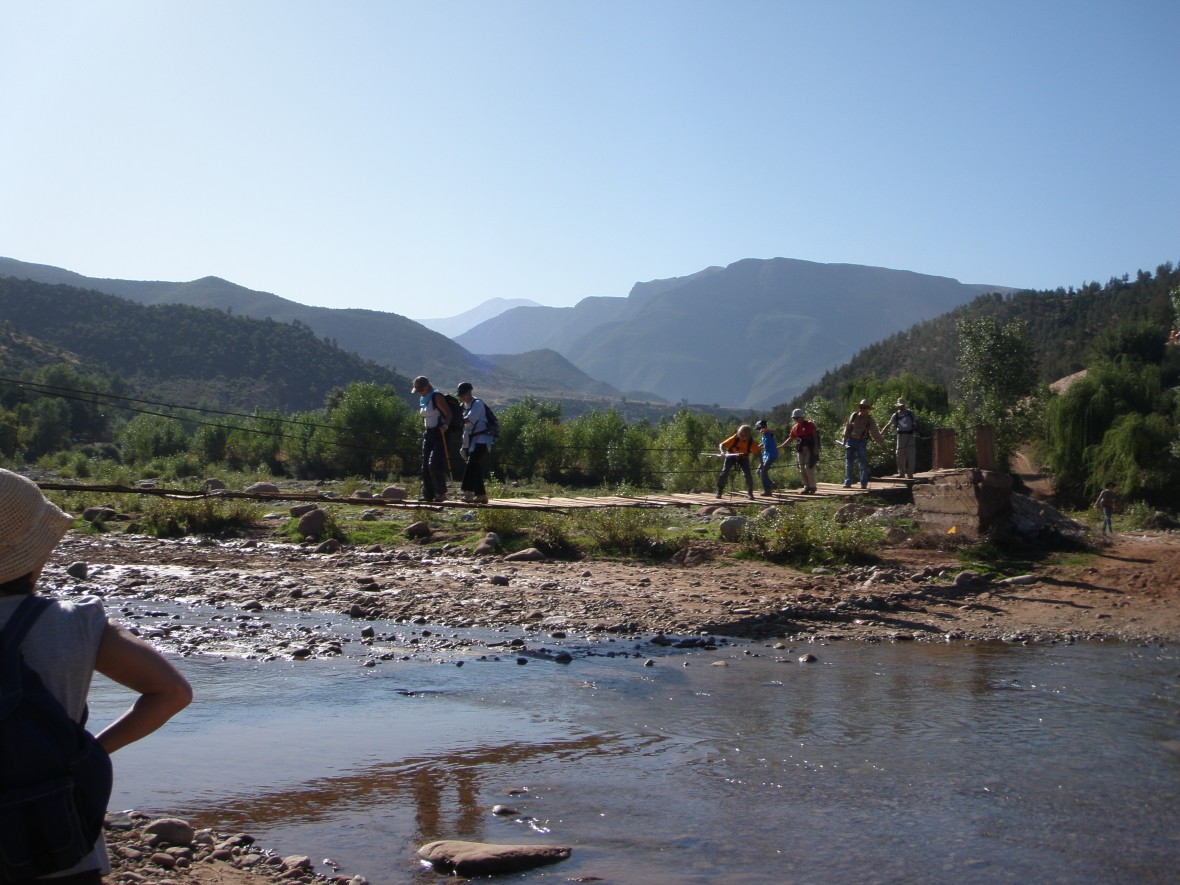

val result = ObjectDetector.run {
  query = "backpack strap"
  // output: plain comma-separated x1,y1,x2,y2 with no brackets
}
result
0,596,51,717
1,595,50,655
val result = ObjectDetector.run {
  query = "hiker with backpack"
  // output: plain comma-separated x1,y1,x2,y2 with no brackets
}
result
456,381,496,505
716,424,761,500
0,469,192,883
785,408,820,494
885,398,918,479
842,399,885,489
411,375,453,502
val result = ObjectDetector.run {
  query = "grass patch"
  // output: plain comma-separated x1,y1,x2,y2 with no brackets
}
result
739,504,883,566
572,507,676,559
128,497,266,538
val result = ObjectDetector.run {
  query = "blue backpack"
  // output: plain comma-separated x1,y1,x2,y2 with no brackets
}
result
0,595,113,881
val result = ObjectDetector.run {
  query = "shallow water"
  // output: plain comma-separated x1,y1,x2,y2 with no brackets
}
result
89,606,1180,885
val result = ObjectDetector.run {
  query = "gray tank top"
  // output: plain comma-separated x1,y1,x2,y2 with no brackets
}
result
0,593,109,876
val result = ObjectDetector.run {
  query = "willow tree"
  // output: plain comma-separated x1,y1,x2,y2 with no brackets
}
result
1043,361,1178,505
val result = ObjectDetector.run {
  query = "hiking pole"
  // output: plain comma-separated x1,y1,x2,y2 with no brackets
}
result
440,427,452,473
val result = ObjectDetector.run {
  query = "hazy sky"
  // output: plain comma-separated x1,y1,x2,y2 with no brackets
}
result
2,1,1177,319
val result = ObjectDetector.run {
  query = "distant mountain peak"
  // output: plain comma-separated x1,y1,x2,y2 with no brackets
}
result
416,297,544,338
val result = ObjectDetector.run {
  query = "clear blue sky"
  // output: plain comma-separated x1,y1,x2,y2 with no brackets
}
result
2,1,1177,319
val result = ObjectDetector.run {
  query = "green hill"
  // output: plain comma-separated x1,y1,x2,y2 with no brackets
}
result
789,263,1180,410
0,276,409,412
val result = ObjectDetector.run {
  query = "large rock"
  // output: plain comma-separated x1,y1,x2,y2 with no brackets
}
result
297,508,328,539
912,468,1012,538
504,547,546,562
417,840,571,875
143,818,195,847
719,516,747,542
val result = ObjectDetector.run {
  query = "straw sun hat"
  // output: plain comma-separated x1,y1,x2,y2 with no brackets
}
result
0,469,75,585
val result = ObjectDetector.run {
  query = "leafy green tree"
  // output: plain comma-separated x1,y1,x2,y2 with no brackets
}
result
956,318,1038,418
24,399,72,460
224,412,286,474
838,372,949,416
654,408,711,491
118,413,191,464
1084,411,1177,502
1044,360,1178,504
26,364,115,444
493,397,564,480
956,317,1042,468
563,408,630,484
195,421,233,466
1086,320,1168,366
0,408,19,459
315,383,413,478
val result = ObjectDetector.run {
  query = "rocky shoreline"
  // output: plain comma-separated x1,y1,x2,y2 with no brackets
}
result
105,813,366,885
47,528,1180,661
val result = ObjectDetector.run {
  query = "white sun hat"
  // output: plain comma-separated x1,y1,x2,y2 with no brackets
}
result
0,469,75,584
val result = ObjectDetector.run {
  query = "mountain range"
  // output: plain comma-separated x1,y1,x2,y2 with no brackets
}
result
0,257,625,408
457,258,1010,408
1,255,1011,411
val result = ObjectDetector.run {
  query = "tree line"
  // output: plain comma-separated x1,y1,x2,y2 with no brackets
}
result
3,268,1178,509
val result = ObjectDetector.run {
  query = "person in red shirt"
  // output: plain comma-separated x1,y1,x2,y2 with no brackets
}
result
785,408,820,494
716,424,761,500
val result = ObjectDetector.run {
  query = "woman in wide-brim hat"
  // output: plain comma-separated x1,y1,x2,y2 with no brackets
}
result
0,469,193,882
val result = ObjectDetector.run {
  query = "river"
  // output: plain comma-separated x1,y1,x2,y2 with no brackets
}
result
89,602,1180,885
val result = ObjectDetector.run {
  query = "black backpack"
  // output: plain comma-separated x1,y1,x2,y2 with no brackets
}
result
438,392,463,423
0,595,113,882
482,403,499,439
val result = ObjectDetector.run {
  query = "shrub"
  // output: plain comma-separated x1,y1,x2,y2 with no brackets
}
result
740,504,882,565
574,507,672,558
130,497,264,538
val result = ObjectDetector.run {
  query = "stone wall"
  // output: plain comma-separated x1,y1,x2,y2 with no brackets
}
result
911,468,1013,538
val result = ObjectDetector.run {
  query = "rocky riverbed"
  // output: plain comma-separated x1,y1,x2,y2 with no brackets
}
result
45,523,1180,665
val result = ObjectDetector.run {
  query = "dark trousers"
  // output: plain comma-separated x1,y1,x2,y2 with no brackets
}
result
718,454,753,495
420,428,448,499
461,443,488,497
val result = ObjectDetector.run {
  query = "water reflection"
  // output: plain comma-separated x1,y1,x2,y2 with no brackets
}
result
90,622,1180,884
178,732,640,844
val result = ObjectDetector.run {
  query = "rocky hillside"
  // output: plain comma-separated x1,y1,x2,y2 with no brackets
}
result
457,258,1010,408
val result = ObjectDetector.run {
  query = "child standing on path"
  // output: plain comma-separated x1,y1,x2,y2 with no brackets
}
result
755,419,778,496
1095,482,1118,533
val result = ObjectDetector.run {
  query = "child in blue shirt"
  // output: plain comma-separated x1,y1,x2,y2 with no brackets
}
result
755,419,778,496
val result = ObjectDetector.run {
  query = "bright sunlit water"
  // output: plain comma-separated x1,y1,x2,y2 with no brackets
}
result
88,605,1180,885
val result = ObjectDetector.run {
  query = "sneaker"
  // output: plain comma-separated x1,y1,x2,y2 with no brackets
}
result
860,484,868,489
807,487,817,494
716,491,722,498
842,482,853,488
747,492,755,500
474,495,489,504
760,491,773,497
434,493,447,502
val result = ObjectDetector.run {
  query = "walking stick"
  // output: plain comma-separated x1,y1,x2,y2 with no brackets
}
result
440,427,452,473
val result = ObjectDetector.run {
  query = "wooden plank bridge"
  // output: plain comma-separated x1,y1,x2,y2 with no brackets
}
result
38,475,929,513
